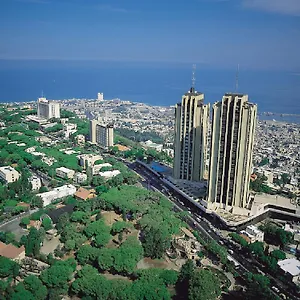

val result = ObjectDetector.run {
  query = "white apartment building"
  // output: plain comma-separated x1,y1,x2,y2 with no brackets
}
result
75,134,85,145
0,166,20,183
240,225,264,243
37,97,60,119
74,172,88,184
100,170,121,178
37,184,77,207
56,167,75,179
97,92,104,101
92,163,112,175
29,176,42,191
78,154,102,169
64,123,77,139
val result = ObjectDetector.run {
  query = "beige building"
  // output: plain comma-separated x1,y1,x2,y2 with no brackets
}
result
207,93,257,212
78,154,102,169
37,97,60,119
173,87,209,181
89,119,114,149
0,166,20,183
56,167,75,179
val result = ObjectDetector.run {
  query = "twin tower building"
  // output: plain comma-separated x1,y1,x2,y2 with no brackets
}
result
173,87,257,213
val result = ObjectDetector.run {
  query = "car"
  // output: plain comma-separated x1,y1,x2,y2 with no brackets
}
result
219,241,224,245
196,217,201,222
271,286,280,293
228,249,234,255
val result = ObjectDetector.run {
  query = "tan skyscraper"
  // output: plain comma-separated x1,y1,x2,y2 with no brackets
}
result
173,87,209,181
207,93,257,212
89,119,114,149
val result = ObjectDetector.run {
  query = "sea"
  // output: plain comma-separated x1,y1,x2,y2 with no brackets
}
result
0,59,300,120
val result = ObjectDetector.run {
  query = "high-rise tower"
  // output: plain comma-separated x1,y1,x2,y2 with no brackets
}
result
173,87,209,181
207,93,257,211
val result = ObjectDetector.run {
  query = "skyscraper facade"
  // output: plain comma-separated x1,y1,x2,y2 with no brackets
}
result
37,97,60,119
89,119,114,149
207,93,257,211
173,87,209,181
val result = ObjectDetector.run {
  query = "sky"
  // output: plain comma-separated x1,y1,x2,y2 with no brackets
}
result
0,0,300,70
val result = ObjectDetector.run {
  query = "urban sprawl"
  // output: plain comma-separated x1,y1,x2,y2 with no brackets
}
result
0,88,300,300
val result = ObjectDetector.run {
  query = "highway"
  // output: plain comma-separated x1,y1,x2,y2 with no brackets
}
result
127,160,297,300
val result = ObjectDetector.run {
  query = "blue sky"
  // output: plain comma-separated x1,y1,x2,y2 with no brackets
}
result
0,0,300,70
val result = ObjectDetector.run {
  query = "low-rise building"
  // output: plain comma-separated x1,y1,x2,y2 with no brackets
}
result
278,258,300,284
56,167,75,179
63,123,77,139
240,225,264,243
75,187,96,201
74,172,88,184
0,166,20,183
140,140,163,152
100,170,121,178
78,154,102,169
75,134,85,145
92,163,112,175
29,176,42,191
37,184,77,207
0,242,25,262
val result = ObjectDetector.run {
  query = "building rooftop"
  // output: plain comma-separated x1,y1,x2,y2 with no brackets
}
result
56,167,73,173
278,258,300,277
0,166,18,174
0,241,25,259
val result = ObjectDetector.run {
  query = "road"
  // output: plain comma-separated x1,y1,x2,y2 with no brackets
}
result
127,160,297,300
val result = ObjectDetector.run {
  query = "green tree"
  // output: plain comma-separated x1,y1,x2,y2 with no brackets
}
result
56,212,70,234
76,245,101,265
270,249,286,260
42,217,52,231
111,221,133,235
24,227,42,257
188,269,222,300
40,260,74,292
20,217,30,227
245,273,274,300
23,275,48,300
248,241,264,257
70,211,89,224
142,226,171,259
0,256,19,278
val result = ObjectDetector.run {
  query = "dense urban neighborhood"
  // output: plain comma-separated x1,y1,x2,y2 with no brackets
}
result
0,97,300,300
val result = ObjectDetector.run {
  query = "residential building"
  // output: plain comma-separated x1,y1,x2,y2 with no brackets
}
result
74,187,96,201
0,242,25,262
0,166,20,183
97,92,104,101
89,119,114,148
63,123,77,139
74,172,88,184
37,97,60,119
173,87,209,181
92,163,112,175
240,225,264,242
207,93,257,213
140,140,163,152
78,154,102,169
56,167,75,179
37,184,77,206
29,176,42,191
99,170,121,178
278,258,300,284
75,134,85,145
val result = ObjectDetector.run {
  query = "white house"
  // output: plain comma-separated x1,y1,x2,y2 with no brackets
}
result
74,172,88,184
0,166,20,183
240,225,264,243
278,258,300,284
100,170,121,179
37,184,77,207
92,163,112,175
29,176,42,191
56,167,75,179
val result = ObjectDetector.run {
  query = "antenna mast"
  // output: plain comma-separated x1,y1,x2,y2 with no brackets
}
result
235,64,240,92
192,64,196,88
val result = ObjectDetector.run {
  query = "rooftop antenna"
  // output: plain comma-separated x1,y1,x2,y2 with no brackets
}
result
235,64,240,92
192,64,196,89
41,90,44,98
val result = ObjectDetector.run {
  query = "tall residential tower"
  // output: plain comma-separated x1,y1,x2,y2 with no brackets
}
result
89,119,114,149
37,97,60,120
207,93,257,212
173,87,209,181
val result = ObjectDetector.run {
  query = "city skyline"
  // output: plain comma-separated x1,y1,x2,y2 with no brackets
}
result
0,0,299,70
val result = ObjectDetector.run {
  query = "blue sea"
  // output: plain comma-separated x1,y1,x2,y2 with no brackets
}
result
0,59,300,116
